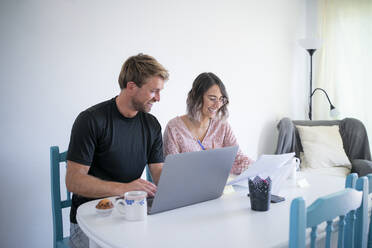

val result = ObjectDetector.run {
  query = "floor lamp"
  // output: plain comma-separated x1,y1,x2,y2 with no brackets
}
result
299,39,338,120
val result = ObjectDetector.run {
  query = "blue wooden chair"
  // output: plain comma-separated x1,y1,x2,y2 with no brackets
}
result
345,173,358,188
50,146,71,248
344,173,359,246
289,176,368,248
366,174,372,248
346,173,372,248
146,164,153,183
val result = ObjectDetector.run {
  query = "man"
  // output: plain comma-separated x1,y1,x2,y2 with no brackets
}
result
66,53,169,248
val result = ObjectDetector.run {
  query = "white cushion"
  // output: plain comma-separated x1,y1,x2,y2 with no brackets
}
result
296,125,351,171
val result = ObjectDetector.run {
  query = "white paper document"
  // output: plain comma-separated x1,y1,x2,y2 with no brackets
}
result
226,153,295,190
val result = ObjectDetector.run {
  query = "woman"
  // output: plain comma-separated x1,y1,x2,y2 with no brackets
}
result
163,72,253,175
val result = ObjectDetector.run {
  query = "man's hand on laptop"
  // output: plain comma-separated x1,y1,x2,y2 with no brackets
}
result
125,179,157,197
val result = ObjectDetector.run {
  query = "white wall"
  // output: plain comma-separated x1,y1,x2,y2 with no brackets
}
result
0,0,307,247
305,0,319,38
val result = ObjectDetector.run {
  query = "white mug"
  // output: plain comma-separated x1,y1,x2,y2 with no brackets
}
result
115,191,147,221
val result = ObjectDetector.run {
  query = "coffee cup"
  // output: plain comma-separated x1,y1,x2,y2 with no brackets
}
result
115,191,147,221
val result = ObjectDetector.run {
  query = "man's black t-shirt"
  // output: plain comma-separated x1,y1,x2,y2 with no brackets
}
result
67,97,164,223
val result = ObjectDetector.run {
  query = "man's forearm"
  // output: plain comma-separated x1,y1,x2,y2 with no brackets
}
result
66,160,126,198
67,172,124,198
66,160,159,198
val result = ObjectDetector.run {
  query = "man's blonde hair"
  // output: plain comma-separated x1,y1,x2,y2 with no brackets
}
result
118,53,169,89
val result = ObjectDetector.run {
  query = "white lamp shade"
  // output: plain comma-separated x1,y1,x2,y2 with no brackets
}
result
298,38,322,50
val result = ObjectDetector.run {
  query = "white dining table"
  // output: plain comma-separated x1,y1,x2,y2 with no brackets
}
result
77,172,346,248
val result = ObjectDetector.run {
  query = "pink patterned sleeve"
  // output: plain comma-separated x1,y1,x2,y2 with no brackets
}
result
223,123,254,175
163,122,180,157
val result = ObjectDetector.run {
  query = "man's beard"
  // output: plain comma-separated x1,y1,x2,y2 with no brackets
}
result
132,98,151,113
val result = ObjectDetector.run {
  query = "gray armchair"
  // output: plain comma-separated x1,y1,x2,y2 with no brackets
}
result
275,117,372,176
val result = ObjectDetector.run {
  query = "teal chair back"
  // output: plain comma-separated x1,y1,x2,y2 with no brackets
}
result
345,173,358,188
366,174,372,248
344,173,358,247
346,173,372,248
50,146,71,248
289,176,368,248
146,164,153,183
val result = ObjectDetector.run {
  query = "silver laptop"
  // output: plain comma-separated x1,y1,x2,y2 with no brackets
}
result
147,146,238,214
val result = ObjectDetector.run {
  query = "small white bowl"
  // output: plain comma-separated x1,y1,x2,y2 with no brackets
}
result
95,207,113,217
